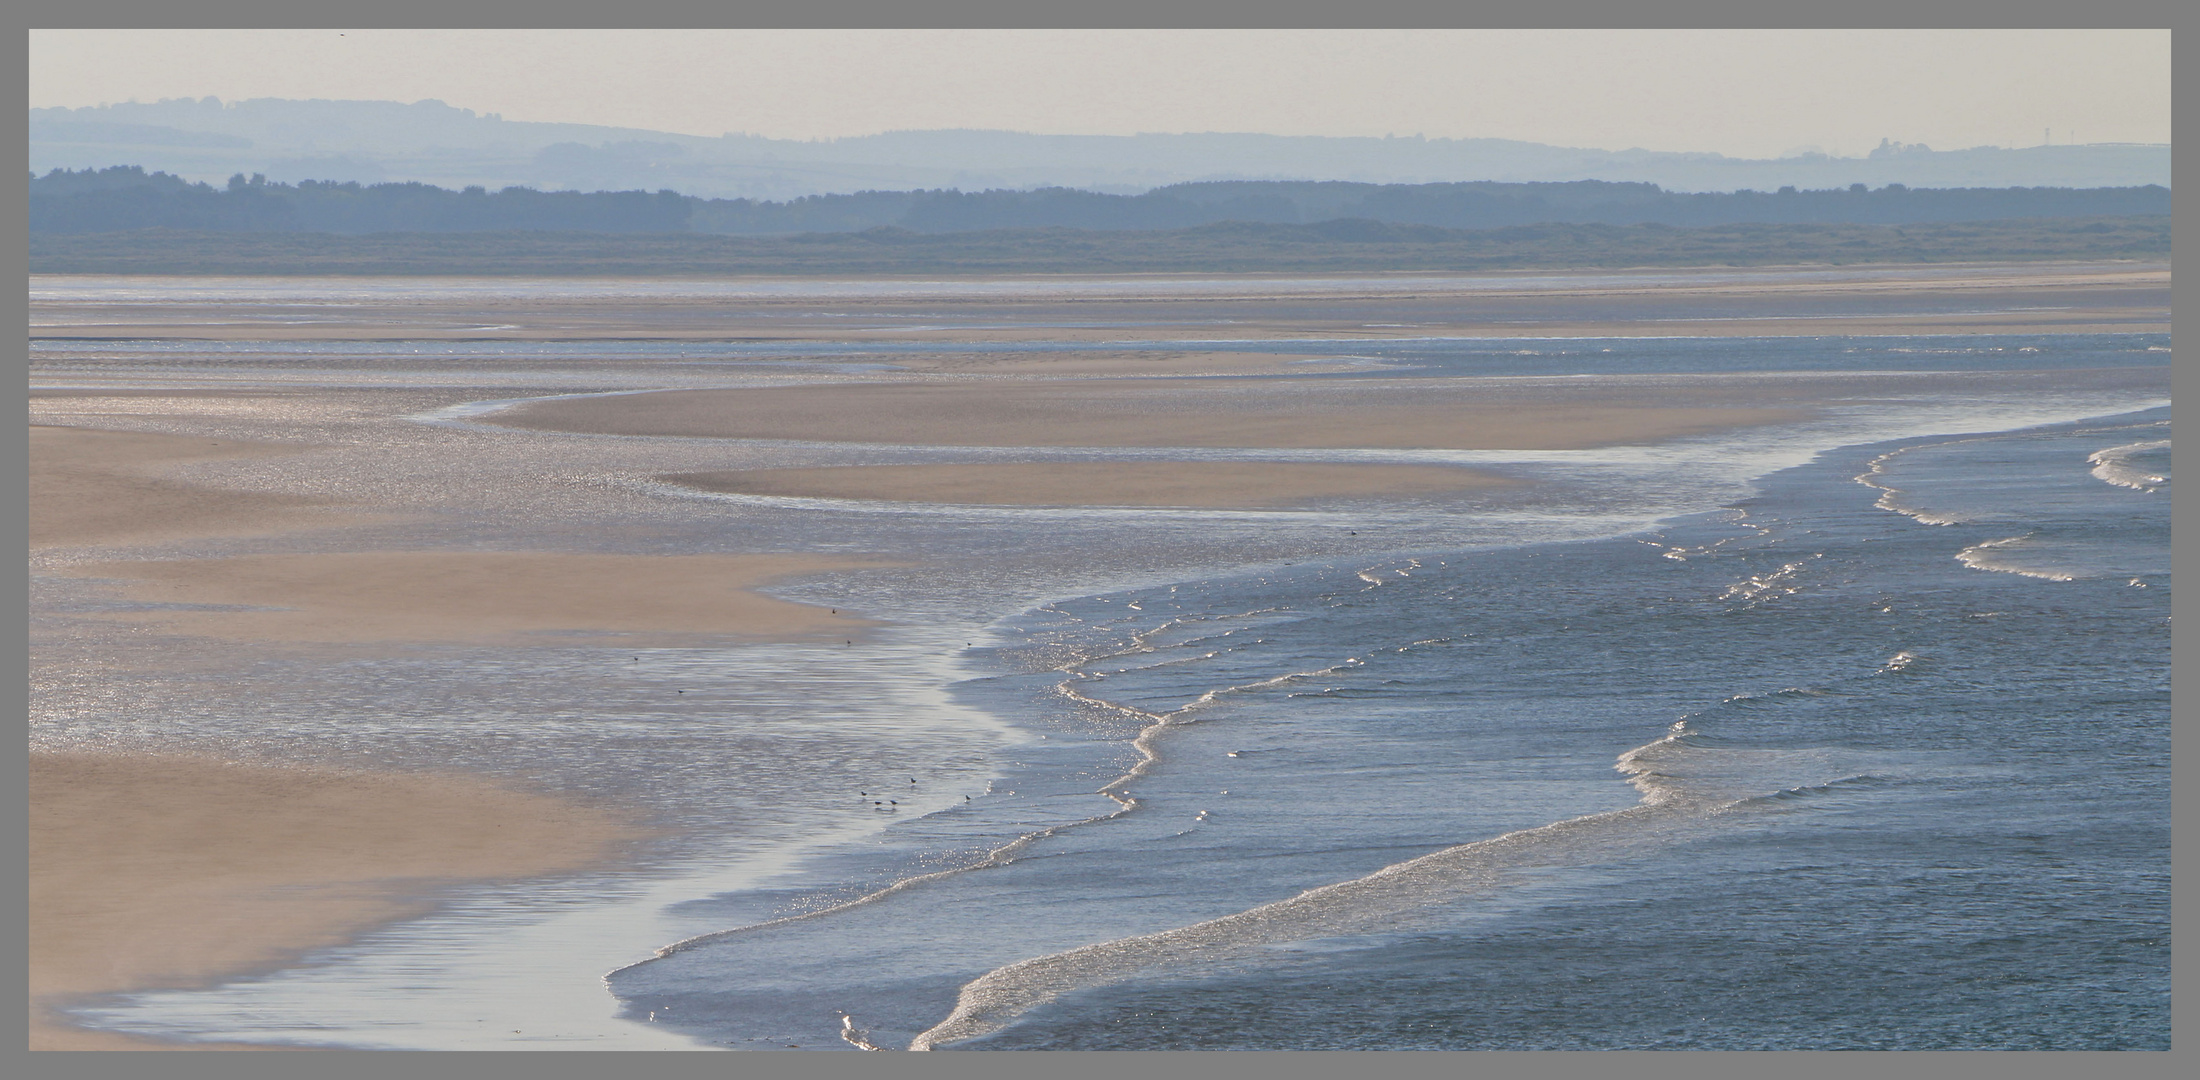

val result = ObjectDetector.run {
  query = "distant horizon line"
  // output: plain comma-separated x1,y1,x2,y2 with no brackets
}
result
31,97,2173,160
32,164,2173,202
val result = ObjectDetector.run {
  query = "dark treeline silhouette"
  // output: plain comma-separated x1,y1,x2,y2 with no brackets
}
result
29,167,691,234
694,179,2173,233
30,166,2172,236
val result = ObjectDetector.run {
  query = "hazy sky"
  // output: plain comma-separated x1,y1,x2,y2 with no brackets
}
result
27,29,2172,158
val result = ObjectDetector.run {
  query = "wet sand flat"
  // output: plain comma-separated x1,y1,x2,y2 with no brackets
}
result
666,461,1516,508
28,417,879,1047
491,380,1806,452
34,309,2164,342
28,263,2170,343
61,551,878,646
34,423,877,647
28,753,638,1050
30,425,345,549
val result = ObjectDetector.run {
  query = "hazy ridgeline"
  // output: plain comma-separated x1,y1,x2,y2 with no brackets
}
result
29,98,2173,197
30,166,2172,236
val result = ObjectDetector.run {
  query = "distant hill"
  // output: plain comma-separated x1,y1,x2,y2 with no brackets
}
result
30,166,2172,237
29,98,2173,200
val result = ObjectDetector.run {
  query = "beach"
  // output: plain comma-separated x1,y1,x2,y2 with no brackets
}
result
26,263,2171,1049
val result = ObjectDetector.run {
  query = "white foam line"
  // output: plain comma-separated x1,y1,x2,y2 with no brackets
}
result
909,727,1751,1050
612,608,1327,976
1954,535,2078,582
2087,439,2171,492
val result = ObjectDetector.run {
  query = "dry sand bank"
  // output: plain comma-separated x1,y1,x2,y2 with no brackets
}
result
666,461,1516,509
29,425,344,549
60,551,878,646
491,380,1805,452
28,752,639,1050
28,263,2169,343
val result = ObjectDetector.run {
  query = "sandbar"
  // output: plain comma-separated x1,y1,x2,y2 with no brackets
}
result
30,425,344,549
491,380,1805,451
28,752,639,1049
666,461,1515,508
60,551,877,646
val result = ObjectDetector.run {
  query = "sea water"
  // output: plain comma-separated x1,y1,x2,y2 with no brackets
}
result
923,410,2171,1051
32,325,2168,1050
611,406,2171,1052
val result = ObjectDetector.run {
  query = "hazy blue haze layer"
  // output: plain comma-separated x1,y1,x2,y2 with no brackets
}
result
31,98,2173,199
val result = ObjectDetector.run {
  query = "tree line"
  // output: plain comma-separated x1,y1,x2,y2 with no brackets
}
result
29,165,2173,237
29,167,692,234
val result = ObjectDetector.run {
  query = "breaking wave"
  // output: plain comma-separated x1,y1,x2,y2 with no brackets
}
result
910,726,1846,1050
2087,439,2170,492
